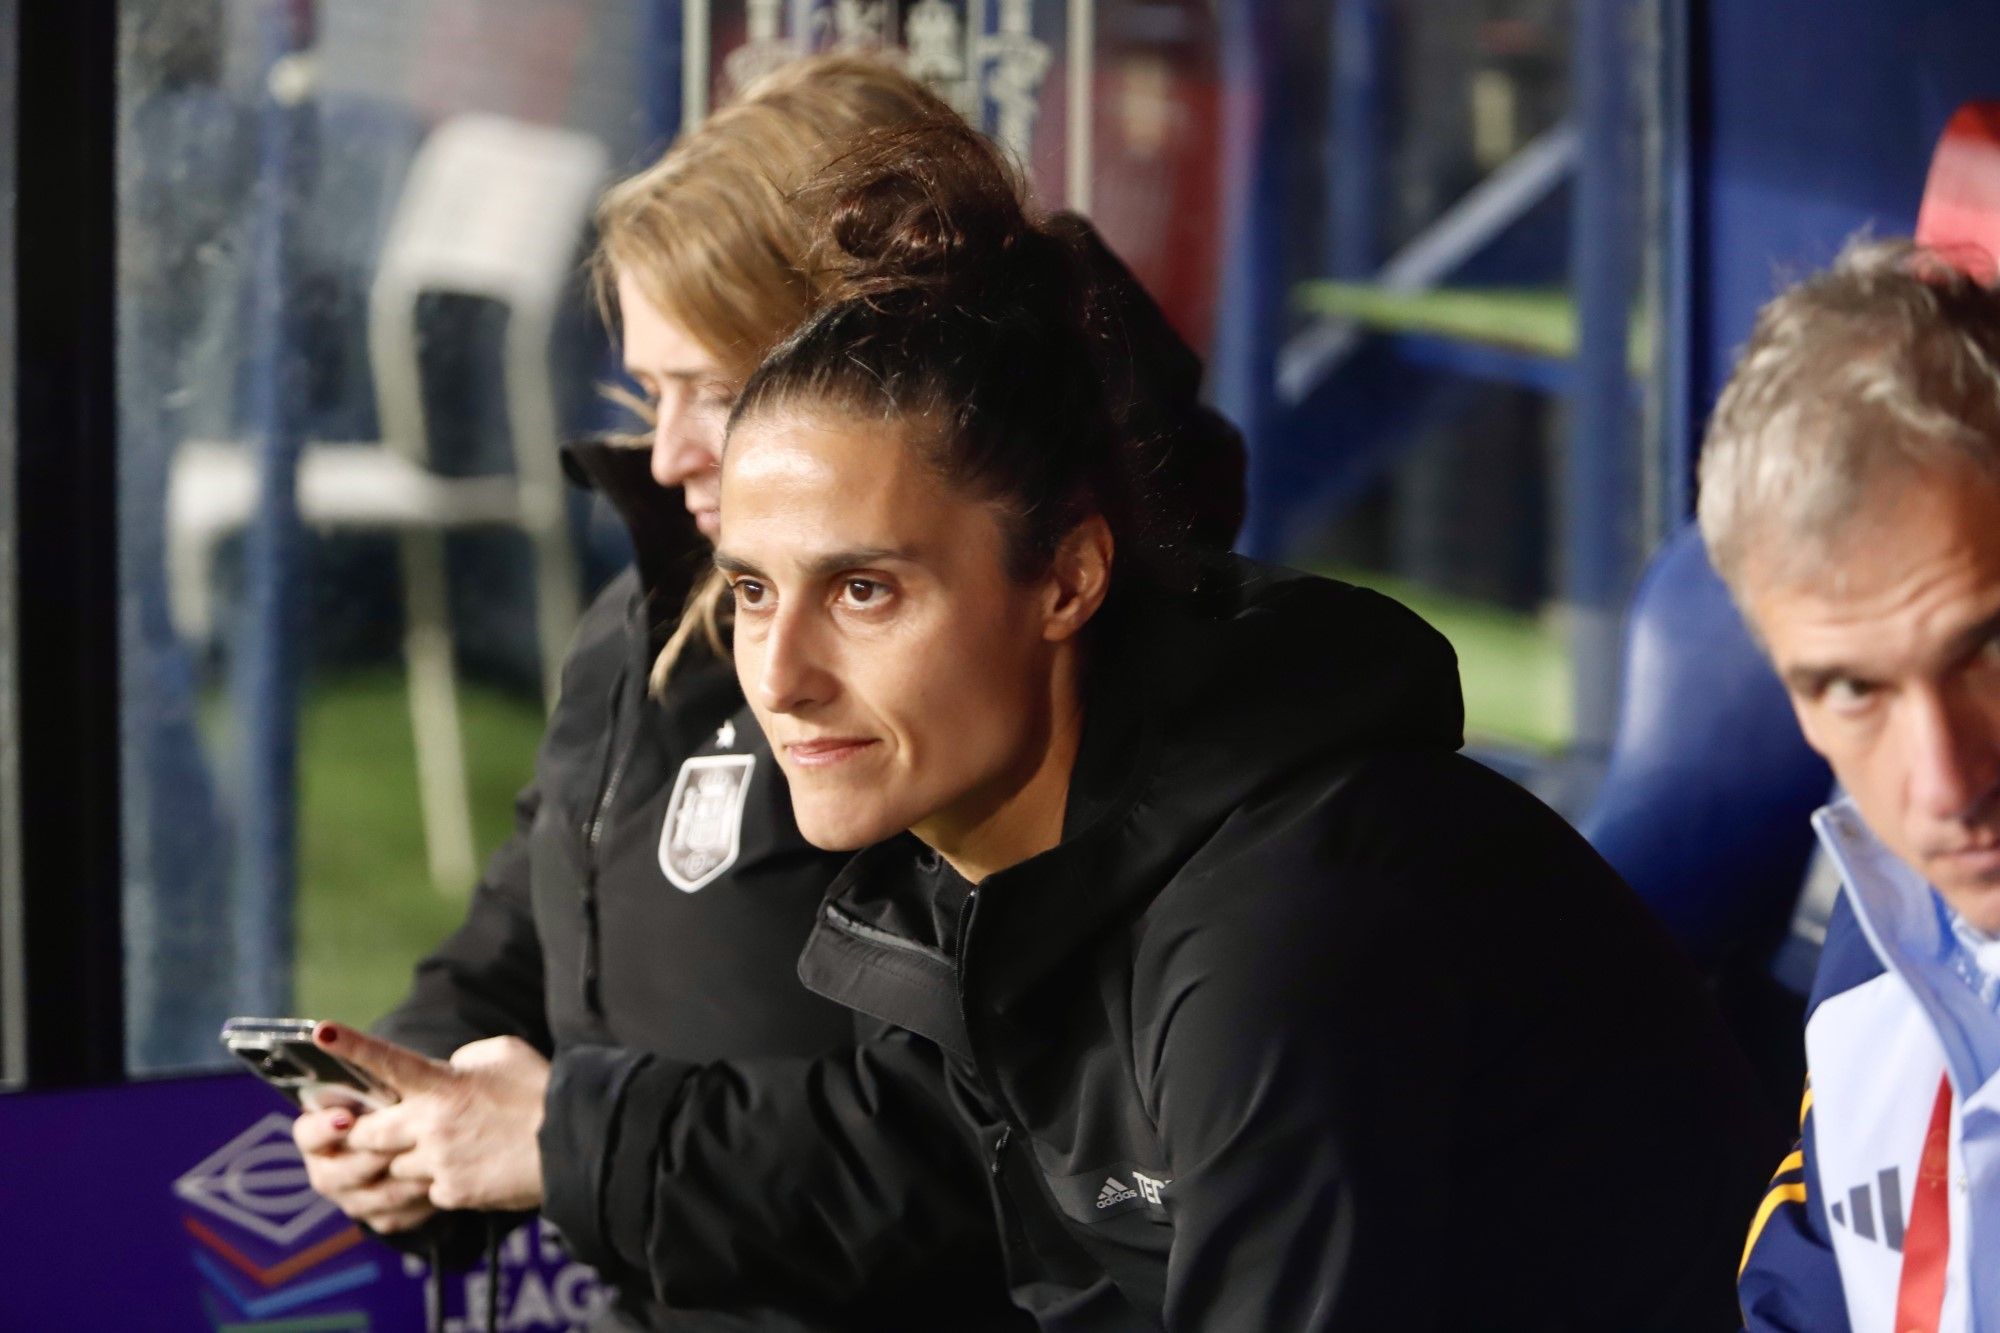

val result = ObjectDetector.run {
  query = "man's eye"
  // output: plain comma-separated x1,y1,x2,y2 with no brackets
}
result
1823,677,1878,710
730,579,769,609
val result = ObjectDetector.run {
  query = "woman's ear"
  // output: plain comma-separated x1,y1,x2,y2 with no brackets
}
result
1043,514,1114,643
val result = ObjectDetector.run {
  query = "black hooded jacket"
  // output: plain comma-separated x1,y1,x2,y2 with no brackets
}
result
788,561,1786,1330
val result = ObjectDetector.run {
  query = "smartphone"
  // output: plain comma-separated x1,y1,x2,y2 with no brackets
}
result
220,1017,399,1112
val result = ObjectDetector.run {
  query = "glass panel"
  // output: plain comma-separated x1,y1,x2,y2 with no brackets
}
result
118,0,655,1074
115,0,1657,1076
1266,0,1656,770
117,0,1227,1077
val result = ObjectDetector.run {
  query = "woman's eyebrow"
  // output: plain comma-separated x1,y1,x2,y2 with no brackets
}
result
713,546,918,580
800,546,919,578
624,363,714,385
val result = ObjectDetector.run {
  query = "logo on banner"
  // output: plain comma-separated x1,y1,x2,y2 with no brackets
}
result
176,1112,343,1245
417,1219,613,1332
173,1113,380,1324
175,1108,613,1328
660,753,756,892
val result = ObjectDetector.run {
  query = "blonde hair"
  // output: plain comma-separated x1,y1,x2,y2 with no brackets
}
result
591,53,962,691
1697,236,2000,596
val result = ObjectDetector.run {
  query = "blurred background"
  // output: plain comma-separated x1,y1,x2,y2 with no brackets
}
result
101,0,1638,1078
8,0,1993,1087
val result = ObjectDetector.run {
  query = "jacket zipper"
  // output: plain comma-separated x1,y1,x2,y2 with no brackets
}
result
957,886,1060,1278
829,884,1030,1193
957,891,1029,1176
579,664,641,1016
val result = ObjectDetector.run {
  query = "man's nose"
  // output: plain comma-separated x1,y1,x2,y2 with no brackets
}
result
1905,687,2000,822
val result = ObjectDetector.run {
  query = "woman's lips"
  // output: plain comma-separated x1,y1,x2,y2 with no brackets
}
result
784,738,878,769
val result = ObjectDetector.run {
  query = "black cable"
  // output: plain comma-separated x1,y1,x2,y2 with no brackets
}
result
485,1219,503,1333
424,1234,443,1333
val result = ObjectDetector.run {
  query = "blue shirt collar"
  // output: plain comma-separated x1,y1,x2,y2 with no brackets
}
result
1815,797,2000,1092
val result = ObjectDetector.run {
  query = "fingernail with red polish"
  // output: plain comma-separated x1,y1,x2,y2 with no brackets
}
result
315,1021,338,1046
329,1110,354,1132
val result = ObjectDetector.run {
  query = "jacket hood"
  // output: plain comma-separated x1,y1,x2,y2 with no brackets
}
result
808,558,1464,1020
1000,558,1462,1007
561,438,709,652
1080,557,1464,825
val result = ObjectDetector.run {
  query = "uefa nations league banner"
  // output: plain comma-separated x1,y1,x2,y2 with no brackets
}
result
0,1072,607,1330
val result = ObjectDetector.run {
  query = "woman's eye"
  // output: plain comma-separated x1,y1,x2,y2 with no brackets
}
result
841,579,889,609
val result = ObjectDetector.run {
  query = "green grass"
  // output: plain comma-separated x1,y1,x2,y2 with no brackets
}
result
292,669,545,1026
1311,566,1574,753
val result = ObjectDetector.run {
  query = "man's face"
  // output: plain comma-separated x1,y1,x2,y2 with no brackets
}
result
716,409,1070,854
616,271,734,539
1743,464,2000,930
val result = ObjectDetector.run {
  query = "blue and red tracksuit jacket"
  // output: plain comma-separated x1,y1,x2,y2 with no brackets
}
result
1740,799,2000,1331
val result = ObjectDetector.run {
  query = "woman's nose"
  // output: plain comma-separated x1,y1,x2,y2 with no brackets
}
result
650,412,721,490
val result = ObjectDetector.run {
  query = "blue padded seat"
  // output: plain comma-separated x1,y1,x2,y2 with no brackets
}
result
1580,523,1832,974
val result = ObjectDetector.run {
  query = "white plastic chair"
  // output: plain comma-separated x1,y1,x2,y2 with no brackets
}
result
168,114,610,893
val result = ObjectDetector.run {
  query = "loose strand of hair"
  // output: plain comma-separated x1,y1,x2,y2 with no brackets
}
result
651,568,730,697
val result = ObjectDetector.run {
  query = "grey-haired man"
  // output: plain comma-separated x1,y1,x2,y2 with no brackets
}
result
1716,240,2000,1331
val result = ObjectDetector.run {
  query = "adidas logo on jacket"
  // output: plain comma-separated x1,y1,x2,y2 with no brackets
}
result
1742,800,2000,1331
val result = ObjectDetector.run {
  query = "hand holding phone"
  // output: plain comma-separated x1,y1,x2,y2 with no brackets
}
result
220,1017,401,1112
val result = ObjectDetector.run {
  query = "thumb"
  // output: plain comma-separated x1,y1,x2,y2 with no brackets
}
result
449,1034,544,1073
315,1022,453,1097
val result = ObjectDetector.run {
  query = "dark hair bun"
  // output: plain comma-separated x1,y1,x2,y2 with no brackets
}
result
807,116,1057,311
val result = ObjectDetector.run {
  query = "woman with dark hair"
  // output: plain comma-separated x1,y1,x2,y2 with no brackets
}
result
291,55,1239,1330
711,118,1784,1329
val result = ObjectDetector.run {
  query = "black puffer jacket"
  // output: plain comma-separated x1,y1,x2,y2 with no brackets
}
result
378,443,1025,1331
789,560,1787,1330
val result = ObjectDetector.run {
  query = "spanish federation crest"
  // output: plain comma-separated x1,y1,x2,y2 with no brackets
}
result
660,754,756,893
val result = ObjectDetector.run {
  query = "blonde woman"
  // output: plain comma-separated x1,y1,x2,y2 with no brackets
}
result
291,54,1241,1331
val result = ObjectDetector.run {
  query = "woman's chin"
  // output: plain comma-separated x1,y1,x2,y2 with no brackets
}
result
792,797,900,854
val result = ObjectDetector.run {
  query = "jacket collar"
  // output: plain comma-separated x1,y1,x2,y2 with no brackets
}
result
800,840,975,1059
1814,797,2000,1091
562,438,708,655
